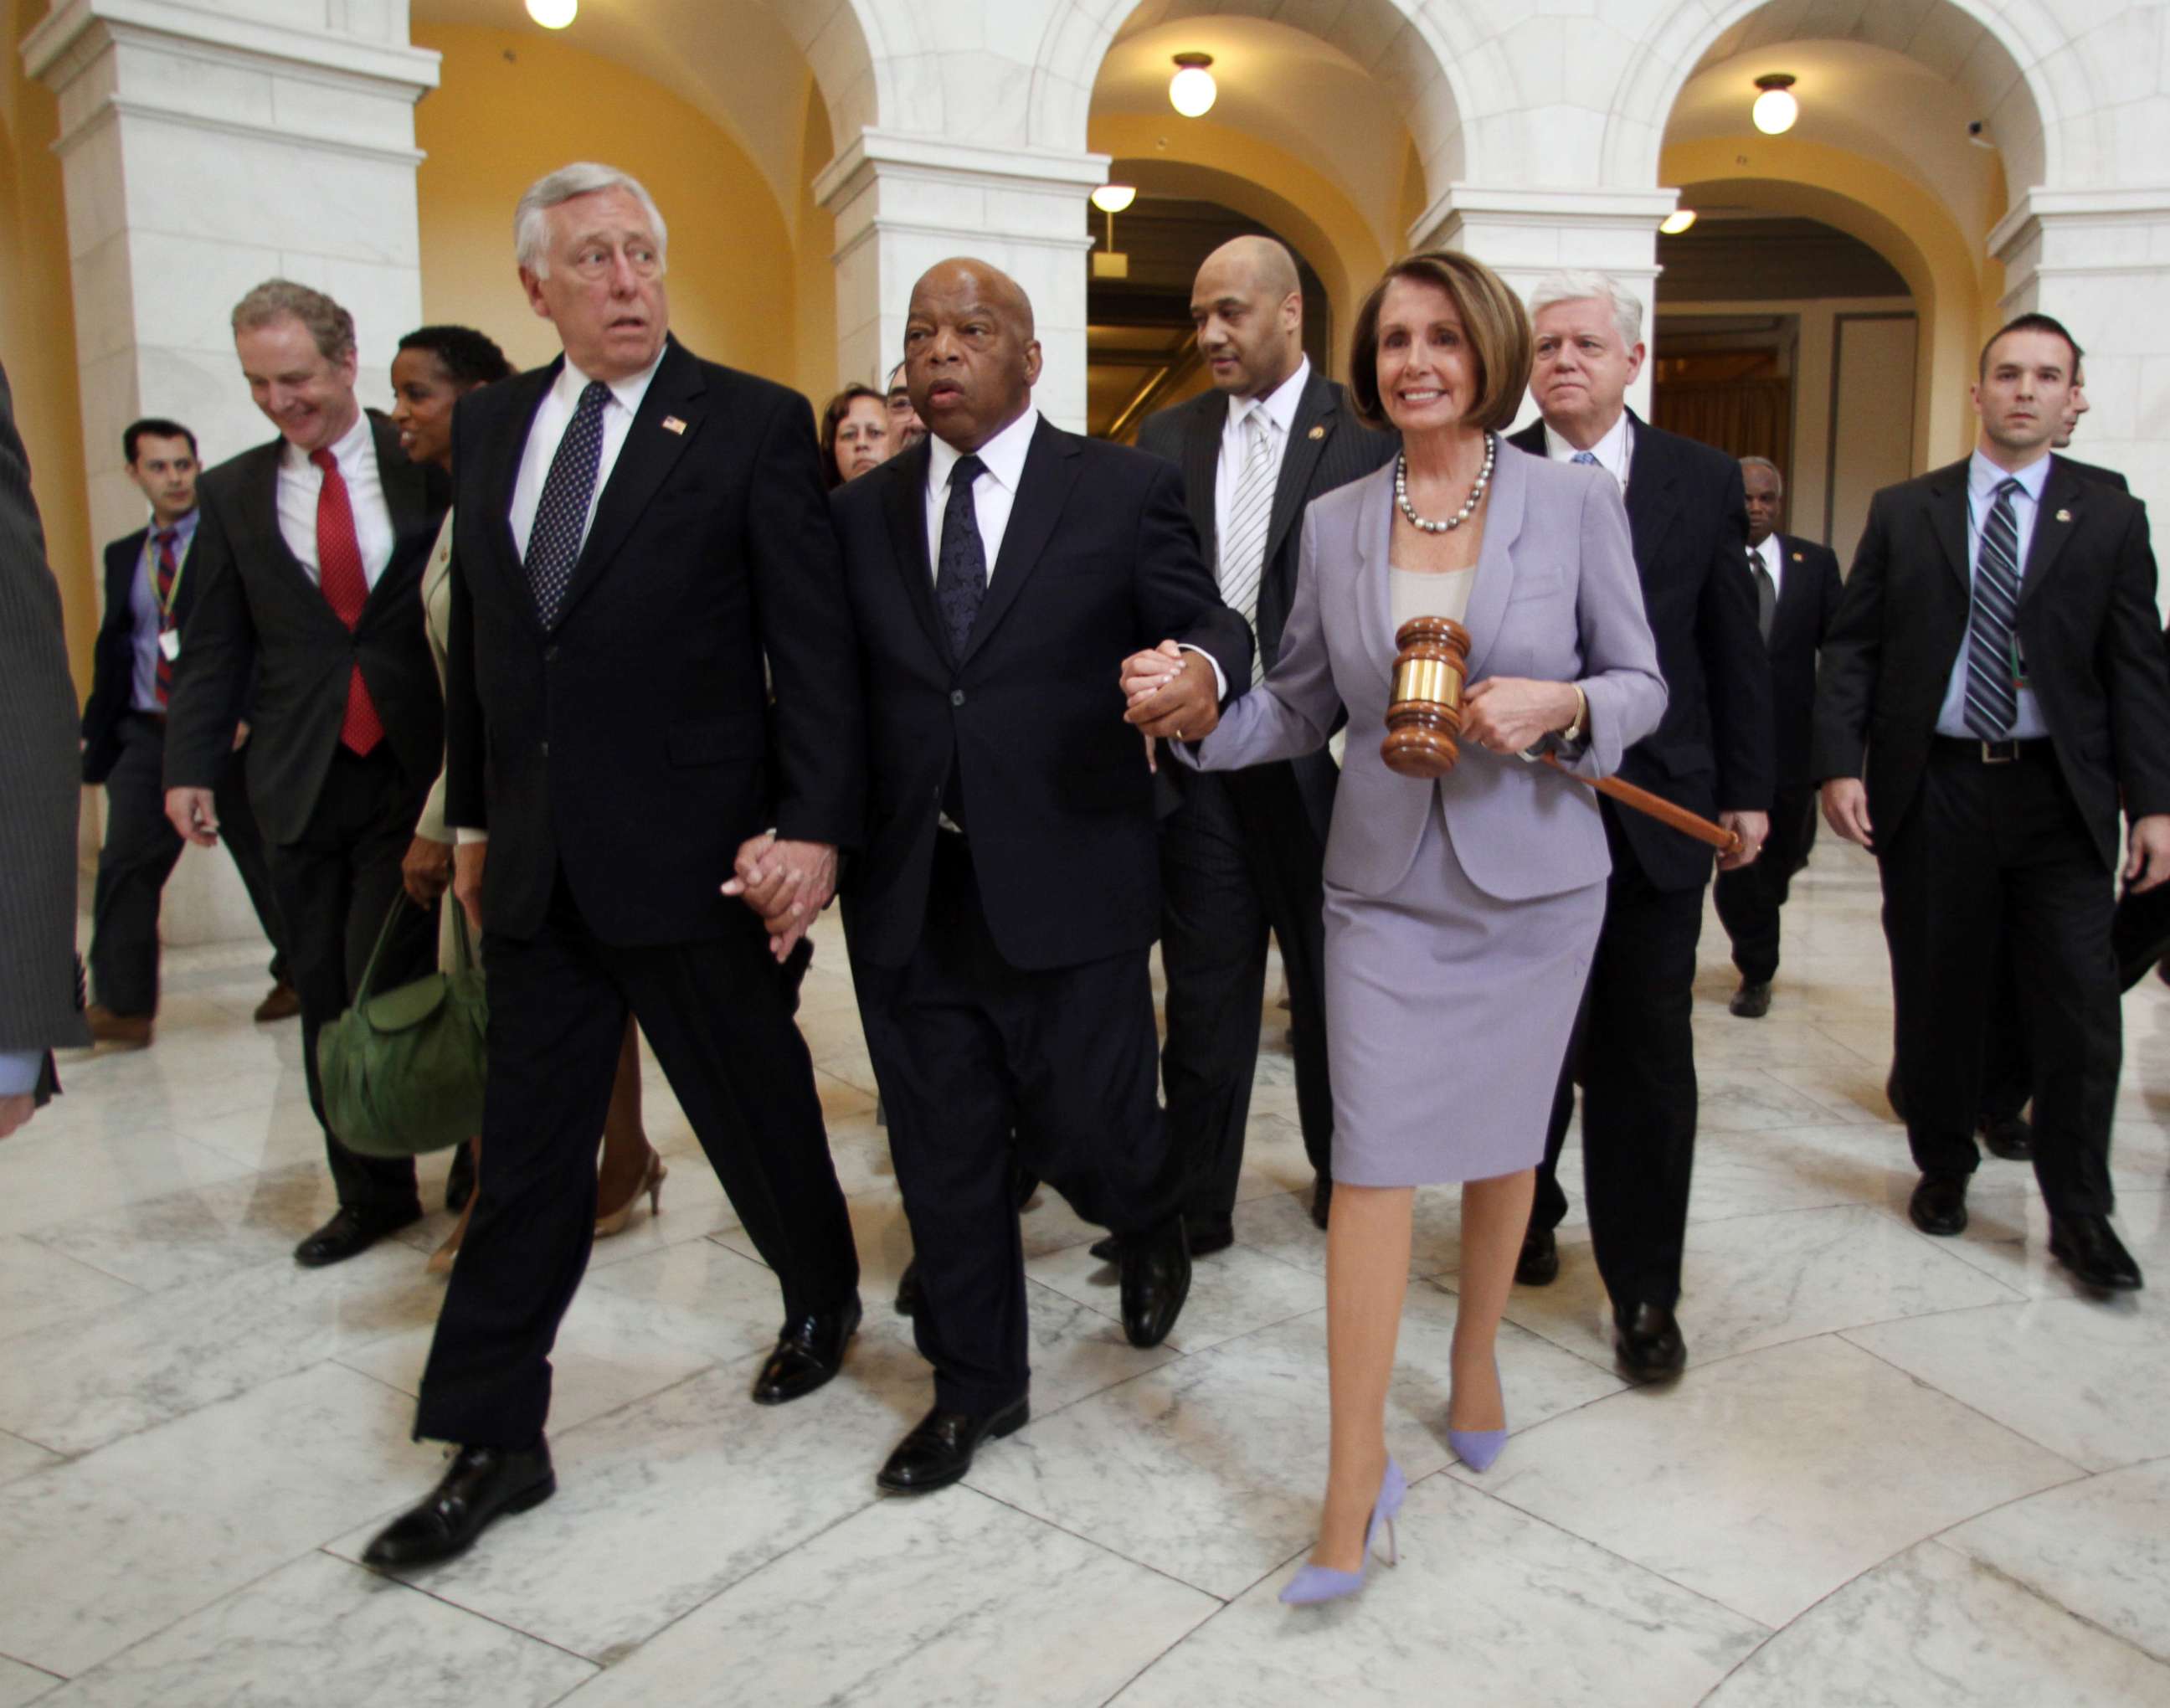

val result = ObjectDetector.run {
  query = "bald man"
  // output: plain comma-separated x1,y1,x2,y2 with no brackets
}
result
1134,235,1395,1246
800,257,1250,1492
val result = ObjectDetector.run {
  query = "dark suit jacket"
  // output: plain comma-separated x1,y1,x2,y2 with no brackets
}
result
81,526,235,784
1763,534,1845,795
1136,369,1396,844
1509,412,1773,890
445,338,862,946
833,416,1252,972
2056,455,2128,494
165,414,447,845
1812,454,2170,872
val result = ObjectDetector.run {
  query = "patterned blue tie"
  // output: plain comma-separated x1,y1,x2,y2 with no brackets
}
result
935,454,988,663
1964,476,2025,739
524,380,611,627
1572,450,1599,466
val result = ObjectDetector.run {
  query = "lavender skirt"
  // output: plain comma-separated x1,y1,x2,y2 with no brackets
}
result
1322,790,1606,1187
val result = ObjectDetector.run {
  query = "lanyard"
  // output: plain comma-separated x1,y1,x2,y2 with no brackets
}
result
144,526,191,623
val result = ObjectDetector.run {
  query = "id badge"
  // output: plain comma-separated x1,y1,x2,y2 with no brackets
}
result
157,628,181,662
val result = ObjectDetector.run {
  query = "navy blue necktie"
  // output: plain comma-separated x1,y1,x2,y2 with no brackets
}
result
935,454,988,663
525,380,610,627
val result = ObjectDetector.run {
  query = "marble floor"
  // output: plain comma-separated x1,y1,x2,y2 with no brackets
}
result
4,840,2168,1705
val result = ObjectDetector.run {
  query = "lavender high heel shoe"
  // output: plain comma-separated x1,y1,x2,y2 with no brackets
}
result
1280,1458,1406,1607
1448,1360,1508,1473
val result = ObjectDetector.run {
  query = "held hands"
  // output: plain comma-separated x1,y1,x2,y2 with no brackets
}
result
1121,641,1221,764
1715,810,1768,872
402,836,454,907
452,841,486,934
165,786,220,848
1460,677,1581,757
2126,813,2170,894
722,833,840,963
1819,779,1874,852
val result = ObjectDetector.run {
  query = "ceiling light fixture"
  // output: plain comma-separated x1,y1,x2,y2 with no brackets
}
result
1090,184,1138,214
1659,208,1697,235
1169,53,1216,119
526,0,576,26
1091,185,1136,280
1751,73,1798,136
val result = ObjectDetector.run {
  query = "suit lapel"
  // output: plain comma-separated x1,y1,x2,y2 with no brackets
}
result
959,418,1083,669
1460,442,1526,682
1929,463,1971,592
2018,462,2081,607
1766,537,1812,651
1180,394,1220,559
361,414,429,618
1354,462,1396,682
1263,369,1336,572
1623,413,1680,577
549,340,703,630
480,363,558,623
880,440,948,663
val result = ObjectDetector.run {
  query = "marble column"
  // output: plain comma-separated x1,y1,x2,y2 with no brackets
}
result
1411,183,1680,423
24,0,437,947
815,129,1105,432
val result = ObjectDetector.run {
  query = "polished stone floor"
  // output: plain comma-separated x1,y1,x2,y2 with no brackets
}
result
3,839,2167,1705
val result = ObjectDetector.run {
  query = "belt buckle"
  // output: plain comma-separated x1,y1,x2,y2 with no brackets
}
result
1980,739,2016,765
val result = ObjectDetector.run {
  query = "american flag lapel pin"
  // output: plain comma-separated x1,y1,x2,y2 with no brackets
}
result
661,415,687,435
2055,508,2072,522
1792,551,1804,562
1308,424,1326,440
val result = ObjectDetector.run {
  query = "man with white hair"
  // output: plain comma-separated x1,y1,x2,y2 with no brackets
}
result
362,162,866,1569
1506,270,1773,1381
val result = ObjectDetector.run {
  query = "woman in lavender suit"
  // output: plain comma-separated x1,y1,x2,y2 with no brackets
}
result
1127,252,1664,1603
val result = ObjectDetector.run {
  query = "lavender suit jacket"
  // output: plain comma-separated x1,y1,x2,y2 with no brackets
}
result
1187,443,1667,902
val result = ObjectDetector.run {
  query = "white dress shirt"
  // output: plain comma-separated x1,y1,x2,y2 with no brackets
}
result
276,410,394,589
1751,531,1785,603
129,508,198,712
1935,447,2052,740
1543,409,1634,492
1214,357,1309,557
512,350,667,561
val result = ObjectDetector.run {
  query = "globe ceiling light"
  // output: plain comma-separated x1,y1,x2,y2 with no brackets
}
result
527,0,577,26
1658,208,1697,235
1169,53,1216,119
1751,73,1798,136
1091,184,1139,214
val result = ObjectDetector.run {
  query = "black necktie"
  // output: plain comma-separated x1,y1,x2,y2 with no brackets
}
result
524,380,611,627
935,454,988,663
1749,545,1777,646
1965,477,2025,739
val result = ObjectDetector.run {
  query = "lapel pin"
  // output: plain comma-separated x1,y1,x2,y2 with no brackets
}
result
1791,551,1804,561
2054,508,2072,522
1308,424,1325,440
661,416,686,435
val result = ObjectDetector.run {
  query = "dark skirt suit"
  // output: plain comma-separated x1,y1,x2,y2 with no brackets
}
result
1183,445,1667,1186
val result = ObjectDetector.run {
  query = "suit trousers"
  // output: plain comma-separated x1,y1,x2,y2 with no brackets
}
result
1879,743,2120,1217
1713,785,1817,986
854,833,1180,1414
1159,762,1334,1228
90,713,286,1016
270,744,429,1217
1532,802,1705,1311
415,871,859,1447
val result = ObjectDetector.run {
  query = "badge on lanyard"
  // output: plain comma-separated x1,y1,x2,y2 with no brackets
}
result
157,628,182,662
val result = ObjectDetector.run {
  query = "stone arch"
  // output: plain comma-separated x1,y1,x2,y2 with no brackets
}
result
1028,0,1473,207
764,0,902,149
1604,0,2060,205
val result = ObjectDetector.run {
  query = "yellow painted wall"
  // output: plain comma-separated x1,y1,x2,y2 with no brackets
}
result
3,0,93,702
410,23,805,392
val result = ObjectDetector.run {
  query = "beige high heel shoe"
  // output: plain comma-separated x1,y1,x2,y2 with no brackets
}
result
594,1148,667,1240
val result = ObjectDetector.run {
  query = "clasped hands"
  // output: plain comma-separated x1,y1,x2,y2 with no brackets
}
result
722,834,840,963
1118,641,1224,769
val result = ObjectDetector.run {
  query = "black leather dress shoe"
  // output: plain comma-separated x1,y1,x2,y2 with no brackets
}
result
1729,980,1772,1019
362,1441,555,1570
877,1397,1029,1494
1909,1170,1971,1237
1978,1114,2034,1162
1515,1227,1558,1287
752,1299,861,1405
1119,1218,1191,1348
294,1205,419,1268
1091,1220,1231,1265
2049,1214,2144,1292
894,1260,921,1317
1614,1302,1686,1379
1310,1174,1333,1231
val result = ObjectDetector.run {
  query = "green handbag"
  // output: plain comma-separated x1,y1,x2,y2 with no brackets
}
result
316,897,488,1158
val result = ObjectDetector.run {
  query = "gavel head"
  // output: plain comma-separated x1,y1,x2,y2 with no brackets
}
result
1381,615,1473,779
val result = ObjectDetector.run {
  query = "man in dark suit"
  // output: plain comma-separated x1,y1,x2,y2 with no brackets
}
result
1509,270,1774,1380
165,280,447,1268
1816,312,2170,1294
363,164,865,1571
1134,236,1395,1247
80,418,295,1048
1715,455,1843,1018
0,358,89,1140
815,258,1249,1494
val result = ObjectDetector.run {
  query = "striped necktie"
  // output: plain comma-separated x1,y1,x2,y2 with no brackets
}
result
152,527,179,706
1219,410,1275,683
1964,476,2025,740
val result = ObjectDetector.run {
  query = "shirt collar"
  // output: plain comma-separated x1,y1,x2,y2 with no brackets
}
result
1970,445,2050,506
151,508,200,546
928,405,1041,498
283,407,374,475
1751,532,1781,568
1542,408,1632,479
1229,357,1311,439
558,347,666,419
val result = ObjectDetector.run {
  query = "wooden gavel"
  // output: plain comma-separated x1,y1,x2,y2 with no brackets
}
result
1383,616,1741,855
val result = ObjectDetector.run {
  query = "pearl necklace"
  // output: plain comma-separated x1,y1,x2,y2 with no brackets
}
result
1394,433,1495,534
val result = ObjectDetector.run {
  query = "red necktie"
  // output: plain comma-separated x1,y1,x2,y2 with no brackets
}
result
152,527,178,706
310,447,384,754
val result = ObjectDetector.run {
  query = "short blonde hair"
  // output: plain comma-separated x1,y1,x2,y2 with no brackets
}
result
1347,251,1531,435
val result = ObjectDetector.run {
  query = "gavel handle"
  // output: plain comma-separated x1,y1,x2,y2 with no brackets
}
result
1535,753,1743,854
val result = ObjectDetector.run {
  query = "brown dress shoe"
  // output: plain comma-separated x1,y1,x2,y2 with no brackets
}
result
85,1004,152,1049
253,980,301,1023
